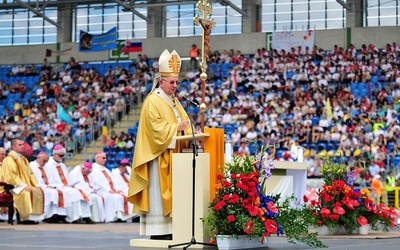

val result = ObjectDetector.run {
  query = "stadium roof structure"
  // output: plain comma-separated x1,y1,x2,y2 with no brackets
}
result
0,0,246,27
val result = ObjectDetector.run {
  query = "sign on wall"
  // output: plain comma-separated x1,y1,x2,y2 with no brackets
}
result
271,30,315,52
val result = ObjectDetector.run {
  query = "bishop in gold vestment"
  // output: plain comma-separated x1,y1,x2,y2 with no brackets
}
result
128,49,191,237
1,140,44,222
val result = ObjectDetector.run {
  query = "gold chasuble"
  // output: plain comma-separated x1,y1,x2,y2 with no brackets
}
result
128,90,191,217
1,151,44,220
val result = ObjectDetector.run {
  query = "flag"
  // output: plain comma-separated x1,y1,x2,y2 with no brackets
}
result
326,98,333,121
57,103,74,125
79,27,117,52
45,48,72,57
122,40,142,53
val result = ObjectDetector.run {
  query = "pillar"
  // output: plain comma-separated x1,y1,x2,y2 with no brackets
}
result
242,0,262,33
57,4,73,43
346,0,364,28
147,1,164,38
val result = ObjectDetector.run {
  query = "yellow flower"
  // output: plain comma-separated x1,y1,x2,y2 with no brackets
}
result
214,183,222,192
360,188,371,197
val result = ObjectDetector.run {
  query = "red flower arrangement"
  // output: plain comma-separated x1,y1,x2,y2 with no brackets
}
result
202,147,326,248
202,155,280,243
304,159,398,234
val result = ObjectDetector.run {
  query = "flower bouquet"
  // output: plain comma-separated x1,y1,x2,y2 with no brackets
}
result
202,146,325,248
304,158,398,234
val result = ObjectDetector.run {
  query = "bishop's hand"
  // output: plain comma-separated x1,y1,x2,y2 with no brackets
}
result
178,120,189,131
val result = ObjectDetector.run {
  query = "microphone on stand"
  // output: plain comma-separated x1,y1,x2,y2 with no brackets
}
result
179,95,199,108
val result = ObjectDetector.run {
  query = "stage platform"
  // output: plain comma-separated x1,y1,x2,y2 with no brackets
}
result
1,221,400,250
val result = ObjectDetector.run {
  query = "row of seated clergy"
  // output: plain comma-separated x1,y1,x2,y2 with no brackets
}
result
29,147,135,223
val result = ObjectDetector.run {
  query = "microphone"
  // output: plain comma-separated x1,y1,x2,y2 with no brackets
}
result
180,95,199,108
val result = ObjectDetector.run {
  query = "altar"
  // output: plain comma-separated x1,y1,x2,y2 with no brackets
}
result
263,161,307,204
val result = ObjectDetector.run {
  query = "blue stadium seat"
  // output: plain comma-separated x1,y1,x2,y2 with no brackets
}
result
223,124,236,136
326,142,335,151
128,126,138,136
311,117,320,126
125,152,133,161
275,149,284,159
318,142,327,151
116,151,126,162
248,143,256,155
387,142,394,153
309,143,318,151
392,156,400,167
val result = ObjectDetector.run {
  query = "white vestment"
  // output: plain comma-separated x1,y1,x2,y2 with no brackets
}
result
111,167,131,196
91,163,134,222
44,157,92,222
140,158,173,235
69,165,106,223
29,160,67,219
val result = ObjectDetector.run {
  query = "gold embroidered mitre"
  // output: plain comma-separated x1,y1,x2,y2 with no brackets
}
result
159,49,181,77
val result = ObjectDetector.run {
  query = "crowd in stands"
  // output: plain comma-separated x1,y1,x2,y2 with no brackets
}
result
2,42,400,186
0,56,139,161
178,42,400,185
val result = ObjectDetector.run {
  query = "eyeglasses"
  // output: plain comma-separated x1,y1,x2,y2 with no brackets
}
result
162,79,180,85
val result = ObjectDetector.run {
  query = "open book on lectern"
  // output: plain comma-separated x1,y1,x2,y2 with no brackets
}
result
172,133,210,141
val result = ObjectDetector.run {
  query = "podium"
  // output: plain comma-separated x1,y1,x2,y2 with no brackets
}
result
130,133,211,249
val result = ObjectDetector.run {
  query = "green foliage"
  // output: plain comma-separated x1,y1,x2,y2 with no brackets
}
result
274,195,327,248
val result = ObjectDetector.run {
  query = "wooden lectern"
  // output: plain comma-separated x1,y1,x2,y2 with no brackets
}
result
130,133,212,249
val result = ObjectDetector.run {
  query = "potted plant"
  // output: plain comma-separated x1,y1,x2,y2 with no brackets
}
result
202,146,326,249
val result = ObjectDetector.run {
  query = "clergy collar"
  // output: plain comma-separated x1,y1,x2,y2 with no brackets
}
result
11,150,21,159
51,156,62,164
155,87,175,100
94,162,105,169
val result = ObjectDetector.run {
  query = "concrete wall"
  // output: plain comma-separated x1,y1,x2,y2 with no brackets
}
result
1,26,400,65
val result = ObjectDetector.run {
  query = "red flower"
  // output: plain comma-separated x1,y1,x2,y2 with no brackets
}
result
214,201,226,211
230,173,237,179
227,215,235,223
333,206,345,215
243,220,255,235
303,195,309,203
321,208,331,218
223,195,230,201
228,194,240,204
246,204,259,216
344,198,360,210
329,214,340,221
216,174,223,180
357,216,368,226
267,201,278,213
265,219,278,233
323,194,332,202
222,180,232,187
311,200,320,206
365,199,373,211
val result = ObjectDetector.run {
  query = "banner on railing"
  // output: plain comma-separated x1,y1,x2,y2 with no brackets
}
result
271,30,314,52
79,27,117,52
